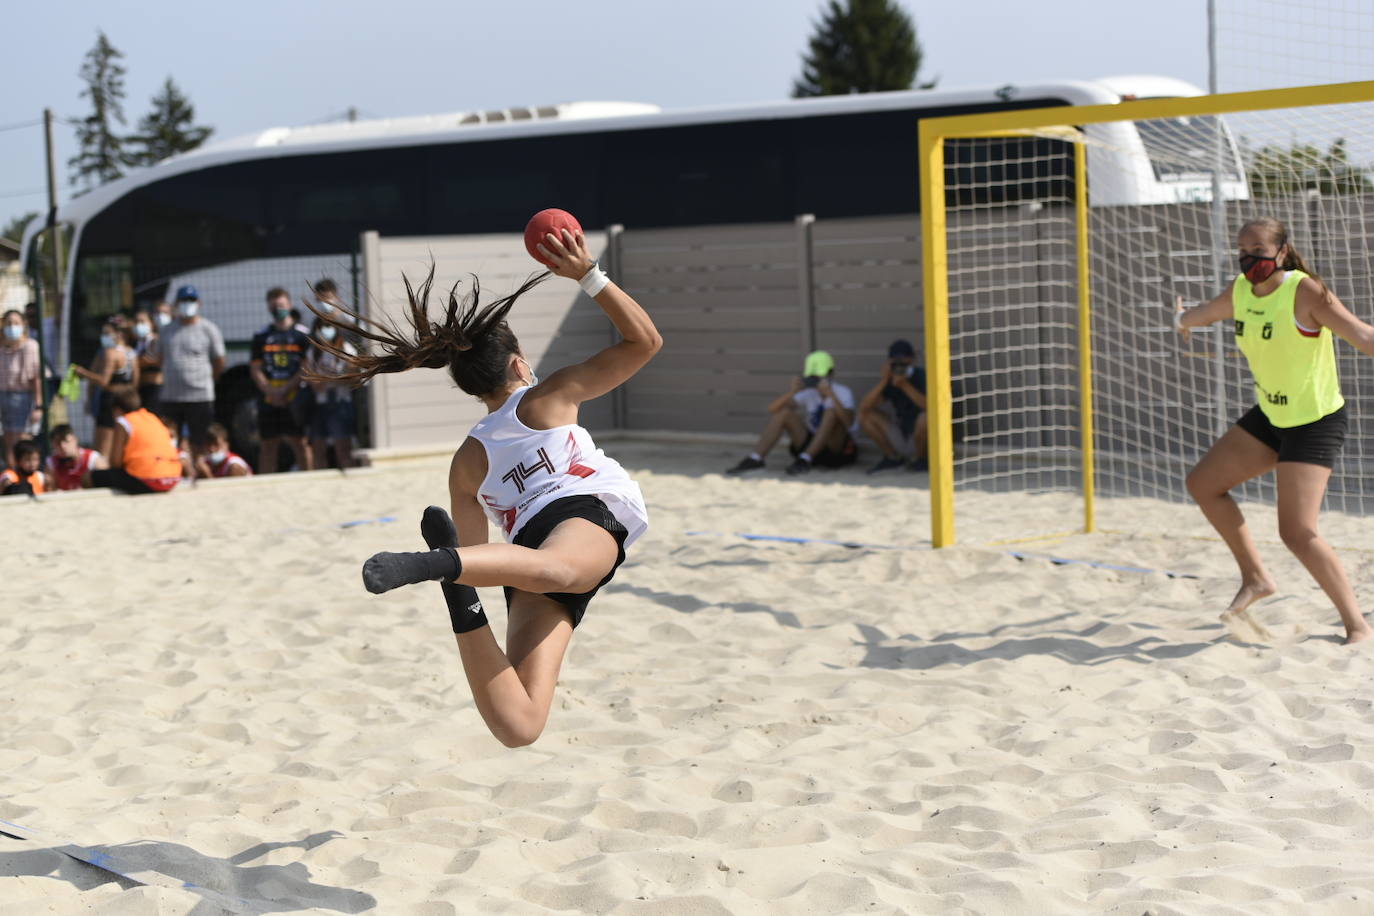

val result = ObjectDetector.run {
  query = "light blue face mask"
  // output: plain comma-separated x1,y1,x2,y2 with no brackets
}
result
100,333,116,349
3,325,23,341
520,357,538,387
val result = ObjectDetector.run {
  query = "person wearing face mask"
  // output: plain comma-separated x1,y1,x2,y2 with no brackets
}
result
0,308,44,470
1175,216,1374,646
305,315,357,470
250,287,313,474
153,300,174,330
194,422,251,478
148,285,225,461
72,319,138,458
131,308,163,413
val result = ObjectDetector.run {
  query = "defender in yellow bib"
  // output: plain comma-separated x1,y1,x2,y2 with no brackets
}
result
1177,217,1374,645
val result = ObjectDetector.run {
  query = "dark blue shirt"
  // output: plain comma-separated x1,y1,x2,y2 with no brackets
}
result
883,366,925,437
251,326,311,386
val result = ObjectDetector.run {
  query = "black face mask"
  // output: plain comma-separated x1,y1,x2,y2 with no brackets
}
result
1239,253,1278,285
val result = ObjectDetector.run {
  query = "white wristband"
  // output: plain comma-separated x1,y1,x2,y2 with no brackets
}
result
1173,308,1187,330
578,264,610,297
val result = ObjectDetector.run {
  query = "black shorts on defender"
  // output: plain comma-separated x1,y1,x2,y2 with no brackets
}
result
504,494,629,628
1236,404,1347,469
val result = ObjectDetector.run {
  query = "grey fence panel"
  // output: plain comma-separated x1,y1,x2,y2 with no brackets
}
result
616,221,801,434
366,231,612,451
811,215,923,406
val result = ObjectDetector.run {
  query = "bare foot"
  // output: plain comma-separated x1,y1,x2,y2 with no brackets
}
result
1219,578,1277,642
1226,577,1277,615
1343,626,1373,646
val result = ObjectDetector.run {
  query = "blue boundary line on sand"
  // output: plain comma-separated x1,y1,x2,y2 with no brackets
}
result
337,515,397,529
684,531,1199,579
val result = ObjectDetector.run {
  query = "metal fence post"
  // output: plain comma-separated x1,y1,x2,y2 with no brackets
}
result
605,224,627,429
796,214,816,352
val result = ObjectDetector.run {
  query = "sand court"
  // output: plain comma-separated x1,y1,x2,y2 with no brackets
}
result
3,443,1374,914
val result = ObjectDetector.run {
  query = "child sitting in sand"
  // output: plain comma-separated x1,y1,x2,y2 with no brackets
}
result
1,440,50,495
45,424,108,490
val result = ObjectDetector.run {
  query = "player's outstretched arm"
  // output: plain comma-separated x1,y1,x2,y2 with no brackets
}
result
535,229,663,405
1174,288,1234,342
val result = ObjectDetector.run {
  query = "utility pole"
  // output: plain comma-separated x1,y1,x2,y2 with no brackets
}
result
1206,0,1229,436
41,107,64,441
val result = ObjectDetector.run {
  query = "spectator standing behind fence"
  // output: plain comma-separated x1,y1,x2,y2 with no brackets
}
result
132,309,163,412
305,316,356,469
726,350,859,476
73,319,138,458
85,386,182,494
149,286,225,460
251,287,313,473
46,423,107,490
859,339,928,474
0,309,43,469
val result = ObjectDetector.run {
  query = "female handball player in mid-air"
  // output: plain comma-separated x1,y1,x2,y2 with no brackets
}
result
317,226,660,745
1176,217,1374,645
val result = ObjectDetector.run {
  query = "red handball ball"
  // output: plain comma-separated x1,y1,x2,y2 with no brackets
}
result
524,209,583,268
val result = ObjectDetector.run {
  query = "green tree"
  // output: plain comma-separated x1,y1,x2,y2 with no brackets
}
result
793,0,935,98
1,211,40,244
69,30,129,190
1245,137,1373,197
126,77,213,167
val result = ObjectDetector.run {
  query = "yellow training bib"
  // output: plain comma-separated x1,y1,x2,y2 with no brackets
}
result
1232,269,1343,427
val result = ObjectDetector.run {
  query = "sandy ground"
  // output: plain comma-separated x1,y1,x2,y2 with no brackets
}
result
3,441,1374,915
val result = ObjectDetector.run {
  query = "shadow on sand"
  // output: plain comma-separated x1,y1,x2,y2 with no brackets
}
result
0,829,375,915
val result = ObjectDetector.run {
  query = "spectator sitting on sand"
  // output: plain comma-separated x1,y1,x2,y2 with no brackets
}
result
46,424,107,490
85,386,183,494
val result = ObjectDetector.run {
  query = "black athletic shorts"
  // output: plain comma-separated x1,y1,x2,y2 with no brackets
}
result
504,494,629,628
1236,403,1347,469
95,389,116,428
258,398,305,439
90,468,157,494
160,401,214,449
791,431,859,468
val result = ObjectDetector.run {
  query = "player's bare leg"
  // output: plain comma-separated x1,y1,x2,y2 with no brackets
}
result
1276,462,1372,645
1185,426,1279,639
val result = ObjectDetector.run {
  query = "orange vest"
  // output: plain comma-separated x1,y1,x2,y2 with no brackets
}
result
0,467,45,494
120,408,182,489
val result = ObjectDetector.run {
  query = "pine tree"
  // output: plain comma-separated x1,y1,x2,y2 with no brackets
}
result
793,0,935,98
126,77,214,167
69,30,129,190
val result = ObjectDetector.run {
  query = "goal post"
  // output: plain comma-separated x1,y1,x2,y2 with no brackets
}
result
919,80,1374,548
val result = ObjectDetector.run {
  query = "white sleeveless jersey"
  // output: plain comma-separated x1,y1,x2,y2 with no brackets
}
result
468,387,648,546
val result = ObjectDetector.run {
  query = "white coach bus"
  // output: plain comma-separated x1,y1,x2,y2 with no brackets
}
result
23,73,1244,372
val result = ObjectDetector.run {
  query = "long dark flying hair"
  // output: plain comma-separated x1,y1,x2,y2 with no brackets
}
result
1240,217,1333,302
303,264,548,397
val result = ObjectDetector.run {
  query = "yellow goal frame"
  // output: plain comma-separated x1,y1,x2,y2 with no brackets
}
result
918,80,1374,548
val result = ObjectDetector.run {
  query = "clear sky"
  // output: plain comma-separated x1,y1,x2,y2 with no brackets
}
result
0,0,1315,233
